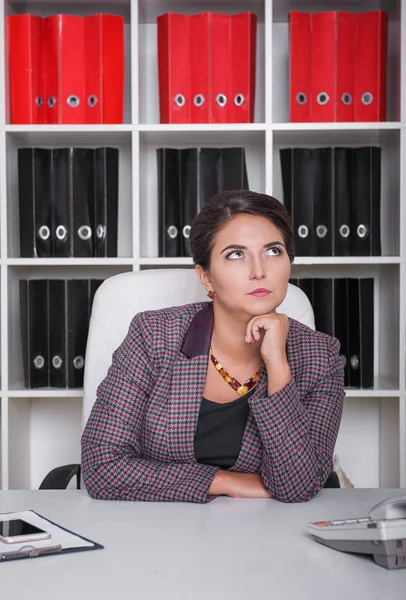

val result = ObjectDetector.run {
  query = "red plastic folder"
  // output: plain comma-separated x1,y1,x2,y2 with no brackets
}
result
189,13,210,123
209,13,231,123
84,14,124,124
336,12,357,122
157,13,191,123
42,15,86,124
229,13,257,123
311,12,337,122
355,11,388,122
8,14,44,124
289,12,311,122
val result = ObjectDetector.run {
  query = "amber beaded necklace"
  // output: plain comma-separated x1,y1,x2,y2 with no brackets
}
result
209,347,263,397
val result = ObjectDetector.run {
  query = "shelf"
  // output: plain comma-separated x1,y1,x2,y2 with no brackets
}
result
272,122,401,131
138,258,194,266
4,125,133,145
139,124,266,132
273,125,400,145
345,389,402,398
292,257,401,265
7,258,135,266
139,126,265,146
6,389,84,399
138,258,402,267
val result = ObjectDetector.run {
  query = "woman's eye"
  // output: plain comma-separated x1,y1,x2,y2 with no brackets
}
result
226,250,244,259
267,246,283,256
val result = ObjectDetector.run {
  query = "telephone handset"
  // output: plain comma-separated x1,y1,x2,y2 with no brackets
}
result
308,494,406,570
369,494,406,521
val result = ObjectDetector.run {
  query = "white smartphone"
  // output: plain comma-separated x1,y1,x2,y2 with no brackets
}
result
0,519,51,544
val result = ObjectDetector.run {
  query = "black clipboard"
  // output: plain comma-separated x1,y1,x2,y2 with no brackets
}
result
0,510,104,562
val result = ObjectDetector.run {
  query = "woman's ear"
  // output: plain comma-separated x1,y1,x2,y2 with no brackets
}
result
195,265,212,291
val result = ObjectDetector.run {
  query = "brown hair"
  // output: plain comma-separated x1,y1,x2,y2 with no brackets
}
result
188,190,295,269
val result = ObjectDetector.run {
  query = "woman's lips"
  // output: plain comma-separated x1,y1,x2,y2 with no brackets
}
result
248,289,271,297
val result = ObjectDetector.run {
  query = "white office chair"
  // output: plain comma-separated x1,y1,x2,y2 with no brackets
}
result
39,269,316,490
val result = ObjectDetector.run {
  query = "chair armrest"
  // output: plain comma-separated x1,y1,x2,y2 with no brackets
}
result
323,471,340,489
39,464,81,490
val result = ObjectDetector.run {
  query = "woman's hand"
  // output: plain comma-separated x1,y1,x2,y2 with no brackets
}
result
245,312,292,395
208,471,273,498
245,312,289,364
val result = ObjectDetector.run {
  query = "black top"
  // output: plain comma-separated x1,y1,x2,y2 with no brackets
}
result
194,388,254,469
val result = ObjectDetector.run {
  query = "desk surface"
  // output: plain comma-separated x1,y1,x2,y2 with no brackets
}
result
1,489,406,600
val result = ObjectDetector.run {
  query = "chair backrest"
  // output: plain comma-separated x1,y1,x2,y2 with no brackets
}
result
83,269,315,427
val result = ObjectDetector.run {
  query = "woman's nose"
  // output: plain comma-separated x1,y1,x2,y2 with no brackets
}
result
249,257,266,280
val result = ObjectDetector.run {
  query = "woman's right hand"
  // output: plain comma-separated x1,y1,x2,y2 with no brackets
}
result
208,470,273,498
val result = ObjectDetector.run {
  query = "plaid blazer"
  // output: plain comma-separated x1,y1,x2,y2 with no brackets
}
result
81,301,345,503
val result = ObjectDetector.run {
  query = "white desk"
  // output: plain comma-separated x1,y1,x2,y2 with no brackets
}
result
1,489,406,600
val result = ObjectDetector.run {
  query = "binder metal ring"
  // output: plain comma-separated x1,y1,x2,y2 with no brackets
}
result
96,225,106,239
73,356,85,370
193,94,205,107
182,225,191,239
174,94,185,107
316,92,330,105
48,96,56,108
339,224,350,238
216,93,227,107
316,225,328,238
38,225,50,240
78,225,92,240
234,94,245,106
33,355,45,369
296,92,307,105
67,95,80,108
361,92,373,105
341,92,352,106
35,96,43,107
52,355,63,369
298,224,309,239
88,95,98,107
56,225,68,240
350,355,360,370
340,355,347,368
167,225,178,239
357,224,369,238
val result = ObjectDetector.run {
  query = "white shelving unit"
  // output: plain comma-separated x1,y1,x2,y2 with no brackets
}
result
0,0,405,491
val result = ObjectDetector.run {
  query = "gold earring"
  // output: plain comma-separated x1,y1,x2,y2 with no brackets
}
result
207,290,216,299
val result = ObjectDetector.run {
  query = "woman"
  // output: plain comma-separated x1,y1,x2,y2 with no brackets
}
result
81,190,345,503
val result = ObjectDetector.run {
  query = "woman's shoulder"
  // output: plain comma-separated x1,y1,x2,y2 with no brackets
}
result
131,301,211,335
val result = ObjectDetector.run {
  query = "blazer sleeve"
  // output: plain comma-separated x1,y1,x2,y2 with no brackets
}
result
81,313,219,503
248,336,345,503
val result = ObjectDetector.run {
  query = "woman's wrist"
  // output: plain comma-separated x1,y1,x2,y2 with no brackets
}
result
208,469,232,496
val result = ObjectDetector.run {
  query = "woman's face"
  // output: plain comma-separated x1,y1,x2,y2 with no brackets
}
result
197,214,292,318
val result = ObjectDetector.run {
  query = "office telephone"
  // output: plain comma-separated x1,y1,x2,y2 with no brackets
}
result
308,494,406,569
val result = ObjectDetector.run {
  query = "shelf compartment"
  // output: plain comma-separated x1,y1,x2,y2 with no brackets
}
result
273,129,401,257
138,130,265,258
5,131,134,259
7,264,132,391
8,396,82,490
272,0,401,123
138,2,265,124
290,264,400,392
5,0,132,125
